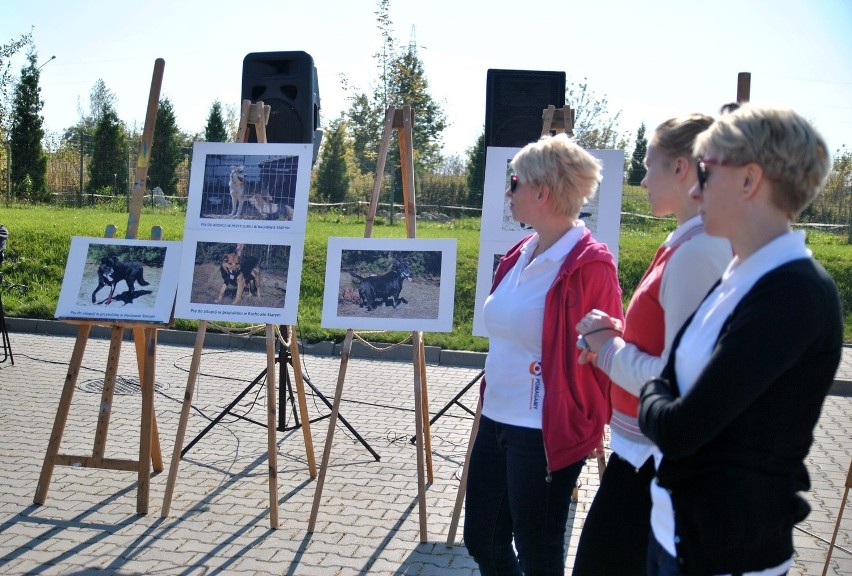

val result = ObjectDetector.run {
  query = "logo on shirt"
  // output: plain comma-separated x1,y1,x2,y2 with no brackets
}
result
529,360,543,410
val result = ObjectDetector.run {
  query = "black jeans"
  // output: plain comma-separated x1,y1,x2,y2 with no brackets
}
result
573,452,655,575
464,415,584,576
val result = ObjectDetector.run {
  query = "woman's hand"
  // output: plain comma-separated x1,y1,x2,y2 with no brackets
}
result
576,309,623,363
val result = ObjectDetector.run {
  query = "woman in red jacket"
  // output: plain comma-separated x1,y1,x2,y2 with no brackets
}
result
464,133,623,575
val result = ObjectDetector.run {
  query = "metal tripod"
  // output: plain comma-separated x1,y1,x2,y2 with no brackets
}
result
182,329,379,461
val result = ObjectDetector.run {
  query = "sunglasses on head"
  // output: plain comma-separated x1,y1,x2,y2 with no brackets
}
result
509,174,519,193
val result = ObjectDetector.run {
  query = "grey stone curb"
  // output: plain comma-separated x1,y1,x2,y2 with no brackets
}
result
4,317,487,368
7,317,851,395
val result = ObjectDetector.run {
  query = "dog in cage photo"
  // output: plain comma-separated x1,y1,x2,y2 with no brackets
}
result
228,164,281,219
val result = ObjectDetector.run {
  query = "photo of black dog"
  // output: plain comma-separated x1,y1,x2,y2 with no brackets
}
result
350,259,412,311
91,255,151,305
216,253,261,304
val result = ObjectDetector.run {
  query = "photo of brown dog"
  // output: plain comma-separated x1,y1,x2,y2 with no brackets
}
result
216,252,261,304
186,241,291,309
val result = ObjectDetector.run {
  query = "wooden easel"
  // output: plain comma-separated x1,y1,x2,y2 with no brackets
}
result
541,104,575,137
33,59,166,515
160,99,316,529
823,459,852,575
307,105,433,542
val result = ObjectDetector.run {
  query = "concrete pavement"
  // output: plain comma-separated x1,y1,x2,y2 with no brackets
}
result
0,319,849,575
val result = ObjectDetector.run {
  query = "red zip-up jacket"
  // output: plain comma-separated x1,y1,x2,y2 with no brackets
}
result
483,229,623,472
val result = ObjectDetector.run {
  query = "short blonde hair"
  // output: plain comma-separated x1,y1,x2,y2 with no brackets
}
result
693,105,831,219
651,113,714,162
510,133,602,218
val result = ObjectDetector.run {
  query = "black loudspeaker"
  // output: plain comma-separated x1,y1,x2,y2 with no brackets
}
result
241,51,321,150
484,69,566,148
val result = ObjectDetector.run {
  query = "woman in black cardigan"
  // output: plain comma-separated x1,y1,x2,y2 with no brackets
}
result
638,105,841,576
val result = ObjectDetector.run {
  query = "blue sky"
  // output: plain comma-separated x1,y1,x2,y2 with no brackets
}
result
3,0,851,157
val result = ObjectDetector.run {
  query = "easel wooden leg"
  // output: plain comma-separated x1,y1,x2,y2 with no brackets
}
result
412,332,428,542
822,459,852,575
418,337,433,484
34,323,92,505
446,398,481,547
161,321,207,517
289,326,317,478
92,326,124,459
137,327,158,514
265,324,279,529
308,330,354,532
133,326,162,471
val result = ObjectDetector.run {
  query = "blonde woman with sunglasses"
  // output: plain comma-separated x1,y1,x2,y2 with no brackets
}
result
463,134,623,575
639,105,840,575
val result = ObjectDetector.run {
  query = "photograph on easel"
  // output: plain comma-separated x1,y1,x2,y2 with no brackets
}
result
174,229,304,325
471,240,512,337
54,237,182,323
479,147,624,262
184,141,312,234
321,237,457,332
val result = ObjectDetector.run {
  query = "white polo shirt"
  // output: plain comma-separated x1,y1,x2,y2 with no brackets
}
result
481,224,585,430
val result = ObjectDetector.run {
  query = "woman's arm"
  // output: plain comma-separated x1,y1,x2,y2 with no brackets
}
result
598,237,729,395
638,270,830,458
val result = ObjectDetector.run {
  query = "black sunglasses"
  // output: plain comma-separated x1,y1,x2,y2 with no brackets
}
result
509,174,519,193
696,160,709,190
697,158,750,190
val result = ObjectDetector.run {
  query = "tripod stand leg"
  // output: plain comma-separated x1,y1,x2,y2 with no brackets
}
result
180,366,267,457
446,397,481,547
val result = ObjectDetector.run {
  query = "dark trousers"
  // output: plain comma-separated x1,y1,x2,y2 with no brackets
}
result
646,533,789,576
464,415,584,576
647,534,686,576
573,452,655,575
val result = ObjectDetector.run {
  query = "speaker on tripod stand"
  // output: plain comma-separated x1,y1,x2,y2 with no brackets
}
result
241,50,323,163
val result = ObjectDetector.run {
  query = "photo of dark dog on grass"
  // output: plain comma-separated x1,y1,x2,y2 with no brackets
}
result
77,246,165,308
349,259,412,311
336,250,444,321
91,256,151,305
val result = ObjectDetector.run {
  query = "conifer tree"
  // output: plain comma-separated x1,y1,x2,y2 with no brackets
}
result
88,104,129,196
465,132,485,207
314,117,351,203
148,97,182,196
627,123,648,185
10,50,47,201
204,100,228,142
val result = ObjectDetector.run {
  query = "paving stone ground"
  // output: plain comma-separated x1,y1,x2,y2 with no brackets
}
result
0,325,849,575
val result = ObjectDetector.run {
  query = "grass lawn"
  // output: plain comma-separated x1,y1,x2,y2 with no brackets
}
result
2,203,851,350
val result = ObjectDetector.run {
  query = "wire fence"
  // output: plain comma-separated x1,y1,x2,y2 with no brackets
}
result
2,148,850,240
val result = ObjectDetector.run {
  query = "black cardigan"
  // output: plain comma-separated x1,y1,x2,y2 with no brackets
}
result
639,258,842,575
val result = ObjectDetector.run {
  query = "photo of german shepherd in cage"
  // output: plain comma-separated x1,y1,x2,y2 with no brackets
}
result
199,154,299,221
